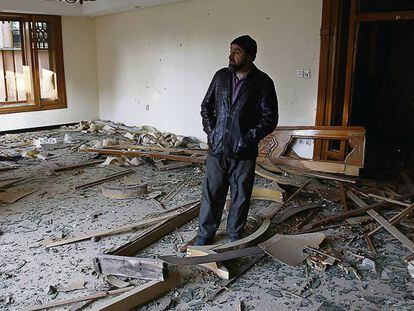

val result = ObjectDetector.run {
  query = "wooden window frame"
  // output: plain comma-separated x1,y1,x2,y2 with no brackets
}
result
0,13,67,114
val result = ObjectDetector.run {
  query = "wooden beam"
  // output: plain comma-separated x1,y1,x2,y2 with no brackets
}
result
91,272,180,311
113,144,207,156
368,193,411,207
347,191,414,253
368,203,414,237
339,182,348,211
110,202,200,256
51,159,105,172
160,247,263,266
93,255,167,281
74,170,133,190
22,286,134,311
82,148,206,164
44,211,181,248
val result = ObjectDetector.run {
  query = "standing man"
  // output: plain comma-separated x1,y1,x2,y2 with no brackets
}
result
196,35,278,246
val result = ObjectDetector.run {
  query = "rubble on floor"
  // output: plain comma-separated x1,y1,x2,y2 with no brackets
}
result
0,120,413,310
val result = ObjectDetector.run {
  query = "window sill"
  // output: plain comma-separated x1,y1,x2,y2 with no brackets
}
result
0,102,67,115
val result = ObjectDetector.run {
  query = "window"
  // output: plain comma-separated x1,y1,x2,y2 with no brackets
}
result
0,13,66,114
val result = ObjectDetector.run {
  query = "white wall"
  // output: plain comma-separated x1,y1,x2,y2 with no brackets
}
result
96,0,322,140
0,16,99,132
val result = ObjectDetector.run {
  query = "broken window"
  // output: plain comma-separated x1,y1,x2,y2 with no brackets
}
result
0,14,66,114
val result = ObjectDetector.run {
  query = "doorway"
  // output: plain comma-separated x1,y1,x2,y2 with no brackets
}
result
316,0,414,179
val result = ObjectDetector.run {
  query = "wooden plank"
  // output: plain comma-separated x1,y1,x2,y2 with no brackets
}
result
186,248,230,279
155,161,193,171
22,286,134,311
93,255,167,281
251,186,284,203
113,144,207,156
82,148,206,164
278,164,357,183
272,204,320,225
160,247,263,266
0,166,18,173
52,159,105,172
75,170,133,190
304,192,414,230
0,189,36,203
368,194,411,207
0,177,27,189
368,203,414,237
347,191,414,253
91,271,180,311
44,211,182,248
110,202,200,256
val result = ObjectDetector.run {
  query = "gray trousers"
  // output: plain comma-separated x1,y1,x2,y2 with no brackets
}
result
198,154,256,239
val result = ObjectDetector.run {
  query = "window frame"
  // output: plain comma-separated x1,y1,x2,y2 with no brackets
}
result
0,13,67,114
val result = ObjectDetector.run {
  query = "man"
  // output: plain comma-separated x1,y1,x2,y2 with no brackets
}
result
196,35,278,246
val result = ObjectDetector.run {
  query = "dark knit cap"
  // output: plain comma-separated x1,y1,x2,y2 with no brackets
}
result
231,35,257,60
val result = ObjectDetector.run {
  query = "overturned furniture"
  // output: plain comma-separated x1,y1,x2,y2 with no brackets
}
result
258,126,366,176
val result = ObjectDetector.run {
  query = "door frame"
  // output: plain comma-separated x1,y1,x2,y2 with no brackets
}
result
315,0,414,160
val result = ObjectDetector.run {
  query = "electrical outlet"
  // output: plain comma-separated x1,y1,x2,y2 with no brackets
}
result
296,69,304,78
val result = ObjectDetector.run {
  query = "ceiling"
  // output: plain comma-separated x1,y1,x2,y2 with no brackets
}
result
0,0,187,17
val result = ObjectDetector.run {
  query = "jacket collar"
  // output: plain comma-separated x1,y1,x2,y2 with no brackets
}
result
231,64,259,106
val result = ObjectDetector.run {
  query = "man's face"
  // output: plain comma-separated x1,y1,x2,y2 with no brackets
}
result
228,44,250,71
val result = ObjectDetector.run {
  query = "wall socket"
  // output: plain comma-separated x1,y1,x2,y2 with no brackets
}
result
297,69,311,79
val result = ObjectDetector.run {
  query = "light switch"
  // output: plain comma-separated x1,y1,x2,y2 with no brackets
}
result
296,69,304,78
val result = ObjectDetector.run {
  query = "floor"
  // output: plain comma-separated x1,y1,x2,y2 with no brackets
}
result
0,122,413,311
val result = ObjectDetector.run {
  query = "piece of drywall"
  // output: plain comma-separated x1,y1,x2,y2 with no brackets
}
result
0,16,99,132
96,0,322,140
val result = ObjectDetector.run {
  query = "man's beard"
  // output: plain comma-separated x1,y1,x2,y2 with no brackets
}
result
228,58,248,72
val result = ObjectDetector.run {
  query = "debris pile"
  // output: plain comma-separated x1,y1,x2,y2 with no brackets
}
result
1,121,413,310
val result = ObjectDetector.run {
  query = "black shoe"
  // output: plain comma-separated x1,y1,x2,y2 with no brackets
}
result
193,237,213,246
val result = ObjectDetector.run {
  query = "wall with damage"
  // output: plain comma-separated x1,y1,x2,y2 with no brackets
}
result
0,16,99,132
96,0,322,140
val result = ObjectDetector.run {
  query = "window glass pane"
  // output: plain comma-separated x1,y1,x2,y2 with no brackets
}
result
34,21,58,100
0,21,28,103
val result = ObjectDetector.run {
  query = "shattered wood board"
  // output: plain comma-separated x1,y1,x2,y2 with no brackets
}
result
186,247,230,279
0,177,27,189
110,202,201,256
0,189,35,203
160,247,263,267
93,255,167,281
91,271,181,311
347,191,414,253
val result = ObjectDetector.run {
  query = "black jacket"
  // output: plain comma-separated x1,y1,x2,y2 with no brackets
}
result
201,65,278,159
